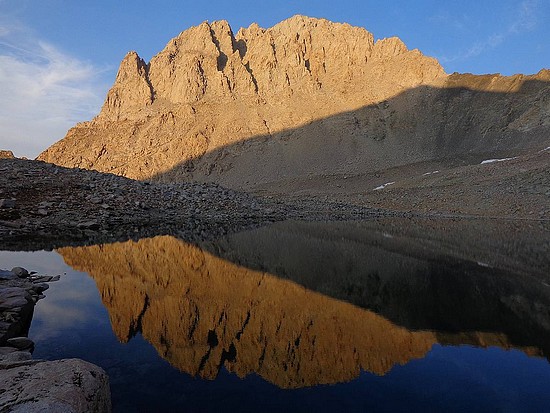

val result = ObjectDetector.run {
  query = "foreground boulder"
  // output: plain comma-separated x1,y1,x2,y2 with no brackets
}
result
0,358,111,412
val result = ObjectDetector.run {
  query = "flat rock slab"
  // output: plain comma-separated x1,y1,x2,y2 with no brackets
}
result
6,336,34,350
0,358,111,412
0,270,16,280
0,287,32,311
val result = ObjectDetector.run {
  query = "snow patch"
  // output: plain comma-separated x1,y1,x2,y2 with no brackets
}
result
480,157,517,164
423,170,440,176
374,182,395,191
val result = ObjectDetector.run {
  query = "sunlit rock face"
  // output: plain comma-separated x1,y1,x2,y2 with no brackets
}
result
58,235,437,388
38,16,550,191
57,224,547,388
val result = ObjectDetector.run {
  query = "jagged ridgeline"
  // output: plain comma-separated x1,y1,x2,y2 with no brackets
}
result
38,16,550,190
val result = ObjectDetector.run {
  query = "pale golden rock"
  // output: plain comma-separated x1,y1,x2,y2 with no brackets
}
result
99,51,153,121
38,16,549,194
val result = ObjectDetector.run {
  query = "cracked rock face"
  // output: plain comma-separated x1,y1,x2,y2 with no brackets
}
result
35,16,444,182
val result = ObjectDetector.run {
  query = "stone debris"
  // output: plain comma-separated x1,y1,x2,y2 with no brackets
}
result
0,157,384,250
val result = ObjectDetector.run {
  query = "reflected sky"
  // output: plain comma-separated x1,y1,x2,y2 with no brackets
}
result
0,250,107,342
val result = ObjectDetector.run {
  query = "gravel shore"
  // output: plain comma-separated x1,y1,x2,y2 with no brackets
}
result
1,149,548,251
0,158,386,250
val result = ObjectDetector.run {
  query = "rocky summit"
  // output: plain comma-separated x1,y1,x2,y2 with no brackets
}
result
37,15,550,195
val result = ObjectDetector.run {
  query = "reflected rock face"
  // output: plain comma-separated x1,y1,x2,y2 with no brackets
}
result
208,219,550,356
58,227,547,388
60,236,439,387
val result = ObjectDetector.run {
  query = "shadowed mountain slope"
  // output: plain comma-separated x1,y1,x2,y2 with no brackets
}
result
37,16,550,194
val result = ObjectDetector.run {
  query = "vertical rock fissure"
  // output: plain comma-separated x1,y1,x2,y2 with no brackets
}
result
209,28,229,72
128,293,149,339
244,62,259,93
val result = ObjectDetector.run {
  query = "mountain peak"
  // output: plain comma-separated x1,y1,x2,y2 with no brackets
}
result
93,16,442,121
43,16,550,193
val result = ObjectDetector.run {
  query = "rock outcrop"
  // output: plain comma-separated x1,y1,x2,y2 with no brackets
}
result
0,358,111,412
0,268,112,412
0,150,14,159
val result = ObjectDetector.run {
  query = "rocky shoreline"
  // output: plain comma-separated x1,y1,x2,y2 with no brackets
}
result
0,158,390,251
0,266,111,412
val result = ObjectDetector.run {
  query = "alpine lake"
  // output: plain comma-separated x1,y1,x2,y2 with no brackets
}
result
1,216,549,412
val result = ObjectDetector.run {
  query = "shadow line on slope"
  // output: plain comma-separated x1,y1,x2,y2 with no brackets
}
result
146,78,550,195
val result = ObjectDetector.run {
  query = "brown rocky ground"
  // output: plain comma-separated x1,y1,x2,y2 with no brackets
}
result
260,146,550,220
1,146,549,251
0,158,381,250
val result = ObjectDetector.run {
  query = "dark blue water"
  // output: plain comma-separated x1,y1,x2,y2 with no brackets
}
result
2,237,550,413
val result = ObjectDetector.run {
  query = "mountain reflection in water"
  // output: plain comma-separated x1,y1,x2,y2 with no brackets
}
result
56,219,550,388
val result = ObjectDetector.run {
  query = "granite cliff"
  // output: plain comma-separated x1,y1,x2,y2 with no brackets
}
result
37,16,550,193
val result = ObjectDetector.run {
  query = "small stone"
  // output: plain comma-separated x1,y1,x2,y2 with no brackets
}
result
77,220,100,230
0,199,16,209
6,337,34,350
31,283,49,293
31,275,53,283
11,267,29,278
37,208,49,216
38,201,54,208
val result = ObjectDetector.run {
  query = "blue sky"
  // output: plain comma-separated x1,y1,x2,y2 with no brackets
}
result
0,0,549,158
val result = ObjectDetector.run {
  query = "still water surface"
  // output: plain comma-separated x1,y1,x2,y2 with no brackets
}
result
1,219,549,412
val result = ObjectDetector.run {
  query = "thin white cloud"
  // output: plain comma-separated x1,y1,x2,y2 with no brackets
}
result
0,23,108,159
510,0,539,33
438,0,540,65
